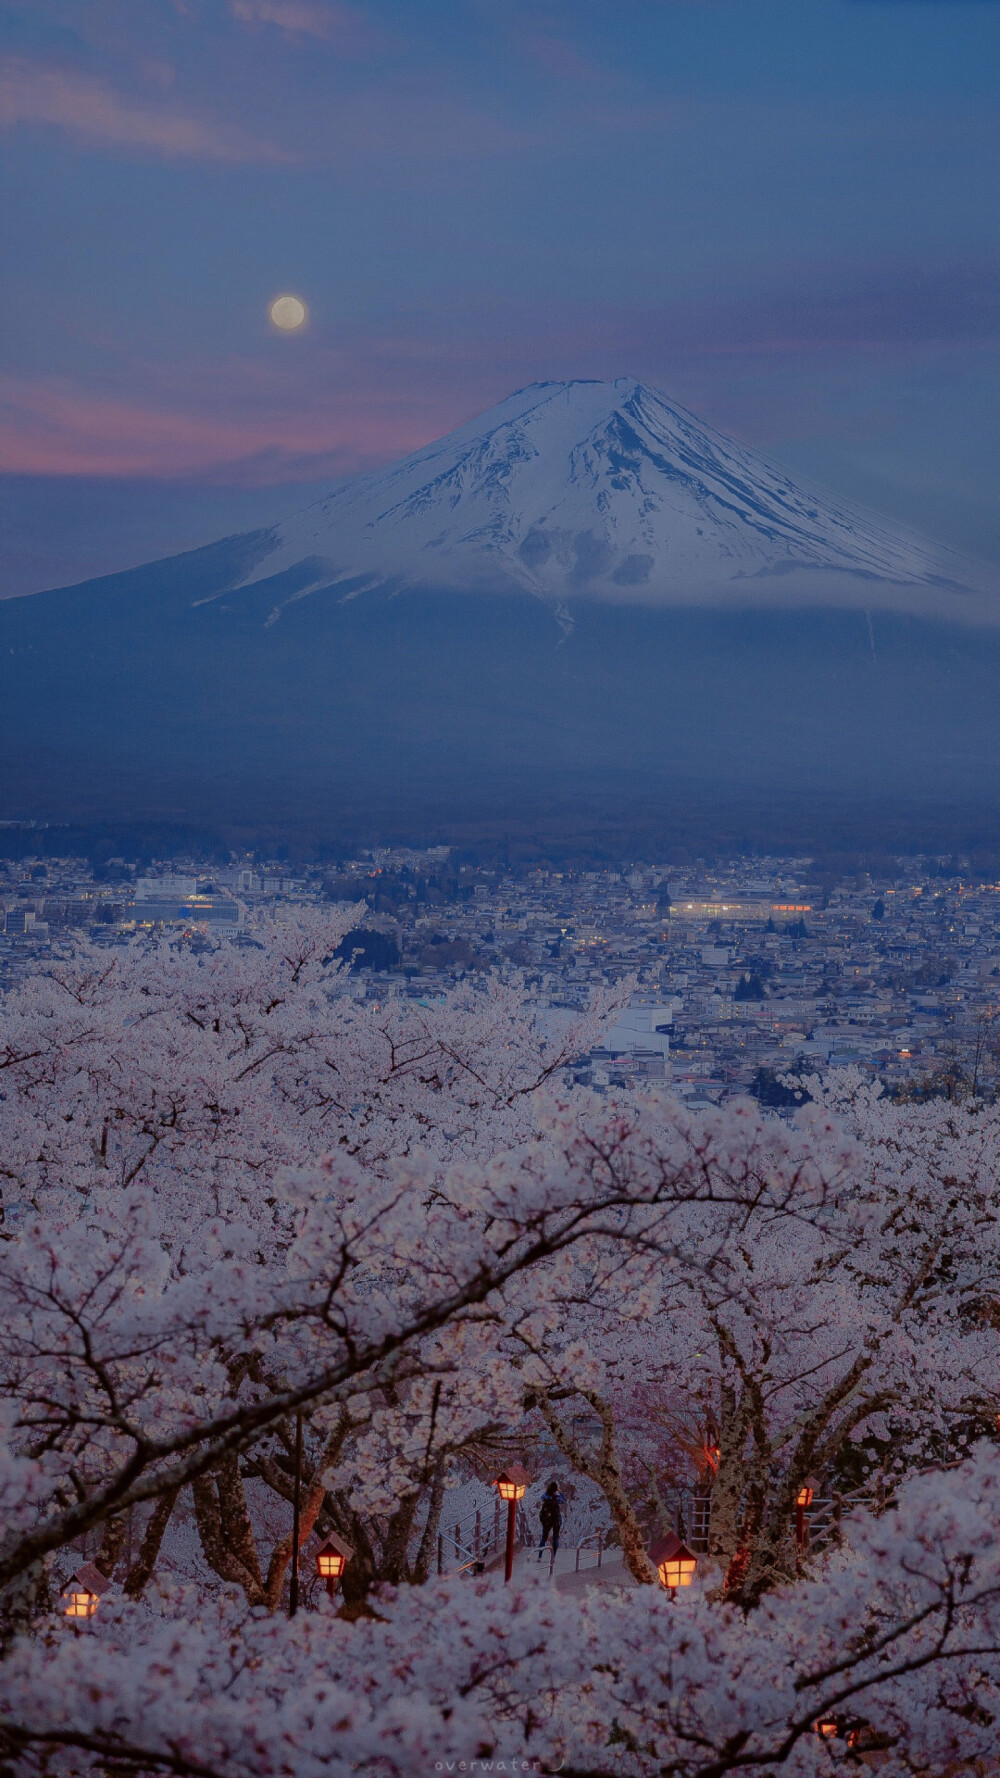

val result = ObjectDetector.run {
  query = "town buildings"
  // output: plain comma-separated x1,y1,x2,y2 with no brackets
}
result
2,843,999,1104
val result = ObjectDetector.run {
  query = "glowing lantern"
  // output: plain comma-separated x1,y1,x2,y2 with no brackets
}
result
62,1562,110,1620
65,1590,99,1620
815,1719,838,1739
495,1463,530,1502
495,1463,531,1582
795,1476,819,1550
314,1533,353,1598
648,1532,697,1593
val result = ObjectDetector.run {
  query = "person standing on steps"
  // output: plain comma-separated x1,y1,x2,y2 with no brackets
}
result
538,1480,566,1563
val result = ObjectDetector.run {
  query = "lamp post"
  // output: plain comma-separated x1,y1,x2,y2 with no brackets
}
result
795,1477,818,1551
495,1463,531,1583
289,1409,303,1619
315,1534,353,1601
647,1532,697,1597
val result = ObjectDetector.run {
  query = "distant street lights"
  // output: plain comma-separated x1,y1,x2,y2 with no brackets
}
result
648,1532,697,1596
495,1464,531,1583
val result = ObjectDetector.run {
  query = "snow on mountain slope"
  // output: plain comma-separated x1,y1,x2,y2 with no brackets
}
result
240,378,994,619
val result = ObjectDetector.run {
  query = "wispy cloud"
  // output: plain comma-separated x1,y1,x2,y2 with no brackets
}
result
515,30,615,84
227,0,384,50
0,57,294,160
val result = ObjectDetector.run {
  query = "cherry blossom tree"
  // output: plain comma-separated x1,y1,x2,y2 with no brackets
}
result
0,921,629,1606
0,926,781,1605
0,915,625,1225
513,1088,1000,1601
3,931,1000,1773
4,1448,1000,1776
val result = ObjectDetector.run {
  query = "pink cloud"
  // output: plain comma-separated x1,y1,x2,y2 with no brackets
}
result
7,253,991,485
0,57,294,161
0,374,438,480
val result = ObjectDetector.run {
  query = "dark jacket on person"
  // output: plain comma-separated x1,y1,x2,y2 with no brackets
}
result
539,1490,565,1529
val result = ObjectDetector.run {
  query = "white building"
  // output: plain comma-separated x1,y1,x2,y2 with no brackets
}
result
134,876,197,900
597,1001,678,1058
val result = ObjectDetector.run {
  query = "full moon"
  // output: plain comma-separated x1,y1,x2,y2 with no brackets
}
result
269,294,307,331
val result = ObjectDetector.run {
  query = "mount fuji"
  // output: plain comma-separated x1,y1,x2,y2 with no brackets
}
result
1,378,998,845
235,377,986,620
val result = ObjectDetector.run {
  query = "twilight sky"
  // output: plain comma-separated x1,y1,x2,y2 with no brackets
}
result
2,0,999,593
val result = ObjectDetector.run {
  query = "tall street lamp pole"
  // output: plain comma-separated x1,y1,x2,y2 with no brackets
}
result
495,1464,531,1584
289,1410,303,1618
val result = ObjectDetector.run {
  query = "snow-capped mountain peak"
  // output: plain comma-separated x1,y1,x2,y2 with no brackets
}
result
244,378,991,616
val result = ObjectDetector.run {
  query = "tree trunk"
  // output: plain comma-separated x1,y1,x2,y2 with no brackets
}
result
534,1389,656,1585
411,1459,447,1584
381,1494,420,1586
192,1463,265,1605
707,1381,746,1567
97,1512,129,1579
216,1450,263,1588
125,1489,179,1600
337,1508,378,1611
725,1461,770,1604
0,1560,50,1650
739,1483,797,1606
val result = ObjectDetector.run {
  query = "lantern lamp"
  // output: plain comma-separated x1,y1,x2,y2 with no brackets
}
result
795,1476,819,1550
495,1463,531,1503
314,1533,353,1598
647,1532,697,1594
65,1589,99,1620
62,1562,110,1620
495,1463,531,1582
814,1719,838,1739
